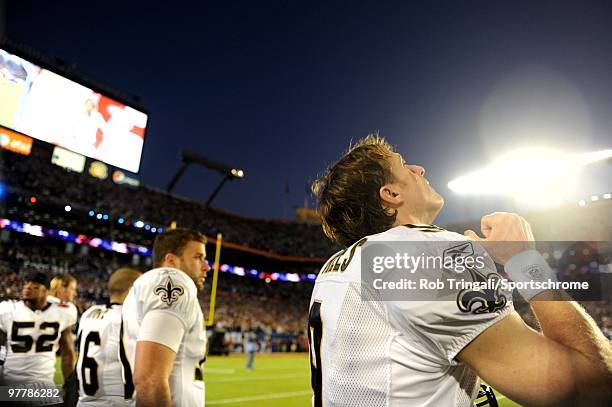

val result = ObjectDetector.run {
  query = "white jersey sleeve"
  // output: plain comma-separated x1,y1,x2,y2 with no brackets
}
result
388,298,513,364
384,233,514,363
133,268,198,331
0,301,11,333
48,296,79,325
56,303,78,332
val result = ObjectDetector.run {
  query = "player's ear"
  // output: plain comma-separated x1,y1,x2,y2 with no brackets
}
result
379,183,403,208
163,253,178,268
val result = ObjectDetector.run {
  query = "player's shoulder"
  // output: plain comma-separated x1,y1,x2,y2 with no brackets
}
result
0,299,19,313
56,301,78,312
41,302,73,325
47,295,60,303
136,267,196,293
368,224,467,243
80,303,108,319
131,268,197,313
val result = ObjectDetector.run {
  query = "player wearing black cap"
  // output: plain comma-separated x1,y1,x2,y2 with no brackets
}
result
0,271,76,388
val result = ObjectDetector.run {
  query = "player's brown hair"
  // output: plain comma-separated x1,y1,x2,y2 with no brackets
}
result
312,134,398,247
152,228,207,268
108,268,142,297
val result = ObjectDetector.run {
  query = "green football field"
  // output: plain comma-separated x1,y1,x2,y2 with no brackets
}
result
57,353,521,406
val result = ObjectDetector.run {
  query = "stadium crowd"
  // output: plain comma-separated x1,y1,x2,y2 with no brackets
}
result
2,150,338,257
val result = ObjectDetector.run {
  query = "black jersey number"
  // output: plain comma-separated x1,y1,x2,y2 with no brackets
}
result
308,301,323,407
10,322,60,353
80,331,101,396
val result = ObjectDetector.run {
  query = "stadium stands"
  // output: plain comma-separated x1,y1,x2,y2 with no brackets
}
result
2,149,339,258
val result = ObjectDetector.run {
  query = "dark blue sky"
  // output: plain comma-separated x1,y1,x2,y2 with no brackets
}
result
6,1,612,223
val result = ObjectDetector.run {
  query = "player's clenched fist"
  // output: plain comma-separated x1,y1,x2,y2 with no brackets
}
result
463,212,535,264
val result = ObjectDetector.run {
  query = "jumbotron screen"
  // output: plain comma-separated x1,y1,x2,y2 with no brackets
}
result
0,48,148,173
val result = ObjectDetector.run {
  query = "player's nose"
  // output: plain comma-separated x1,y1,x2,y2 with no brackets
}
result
408,165,425,176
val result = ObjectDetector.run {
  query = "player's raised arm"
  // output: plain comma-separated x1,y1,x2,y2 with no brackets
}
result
460,212,612,406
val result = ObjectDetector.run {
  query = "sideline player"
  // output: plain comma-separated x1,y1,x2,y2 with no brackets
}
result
48,274,79,322
0,271,76,386
121,228,210,407
75,268,142,406
309,134,612,406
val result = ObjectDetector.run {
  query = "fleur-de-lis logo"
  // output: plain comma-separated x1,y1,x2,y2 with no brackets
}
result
154,277,184,306
456,268,507,314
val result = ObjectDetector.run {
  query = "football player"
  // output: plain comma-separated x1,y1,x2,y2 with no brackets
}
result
121,228,210,407
0,271,76,386
309,134,612,406
75,267,142,407
48,274,79,322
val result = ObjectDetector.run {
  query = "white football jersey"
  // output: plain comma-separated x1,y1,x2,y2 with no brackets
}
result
121,268,207,407
309,225,515,407
0,299,77,384
76,303,126,407
47,295,79,322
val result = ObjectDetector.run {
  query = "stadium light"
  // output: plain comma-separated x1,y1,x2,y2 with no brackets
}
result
448,148,612,205
166,150,245,207
230,168,244,178
604,193,612,199
64,205,71,212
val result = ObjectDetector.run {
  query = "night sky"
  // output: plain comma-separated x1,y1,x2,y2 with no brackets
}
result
5,1,612,223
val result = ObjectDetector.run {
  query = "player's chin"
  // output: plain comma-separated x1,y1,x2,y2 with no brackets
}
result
197,279,205,291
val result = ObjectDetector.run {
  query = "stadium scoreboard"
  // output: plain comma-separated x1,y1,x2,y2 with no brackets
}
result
0,46,148,174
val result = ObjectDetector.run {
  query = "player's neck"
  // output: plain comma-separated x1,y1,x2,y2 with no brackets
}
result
110,294,125,304
24,297,48,311
394,210,436,227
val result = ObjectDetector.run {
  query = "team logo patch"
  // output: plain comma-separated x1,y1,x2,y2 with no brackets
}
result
525,265,542,281
456,272,507,314
154,277,184,306
443,241,474,261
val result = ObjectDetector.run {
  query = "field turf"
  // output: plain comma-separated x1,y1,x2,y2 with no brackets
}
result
56,354,521,406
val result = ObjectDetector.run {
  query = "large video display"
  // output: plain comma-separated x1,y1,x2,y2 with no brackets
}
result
0,48,147,173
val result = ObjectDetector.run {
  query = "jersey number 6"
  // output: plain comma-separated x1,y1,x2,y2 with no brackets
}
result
80,331,101,396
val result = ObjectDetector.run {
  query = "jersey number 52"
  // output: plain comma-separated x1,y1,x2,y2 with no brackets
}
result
10,322,60,353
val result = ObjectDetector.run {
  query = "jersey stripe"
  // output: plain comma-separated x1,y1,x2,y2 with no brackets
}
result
119,319,135,399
